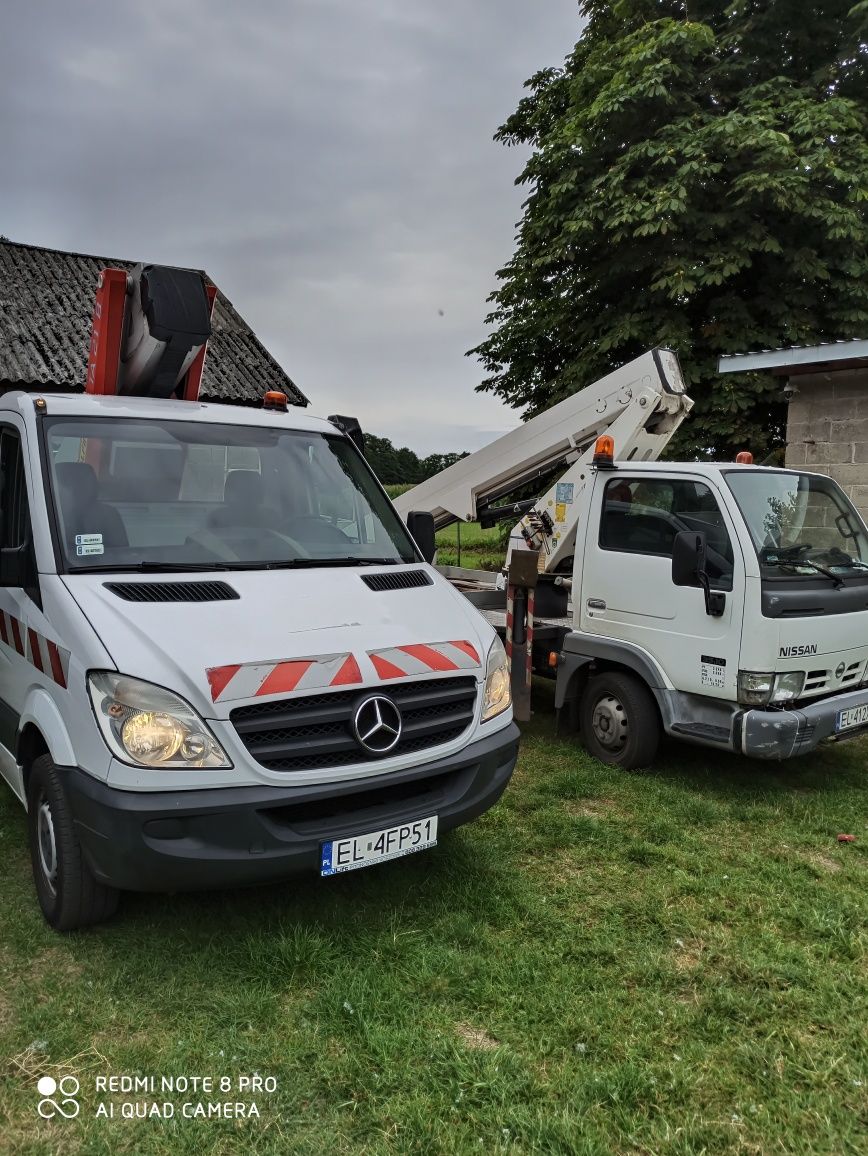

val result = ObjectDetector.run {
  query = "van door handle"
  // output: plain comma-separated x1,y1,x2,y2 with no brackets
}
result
587,598,606,610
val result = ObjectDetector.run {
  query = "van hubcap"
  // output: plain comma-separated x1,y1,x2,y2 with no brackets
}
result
37,798,58,896
591,694,627,751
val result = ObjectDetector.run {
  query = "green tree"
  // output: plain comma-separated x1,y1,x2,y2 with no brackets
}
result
364,436,468,485
471,1,868,459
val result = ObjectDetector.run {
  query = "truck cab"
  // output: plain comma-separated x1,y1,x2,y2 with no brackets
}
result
0,390,518,930
556,455,868,766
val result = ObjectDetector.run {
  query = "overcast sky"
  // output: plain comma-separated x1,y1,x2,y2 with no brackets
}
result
1,0,582,454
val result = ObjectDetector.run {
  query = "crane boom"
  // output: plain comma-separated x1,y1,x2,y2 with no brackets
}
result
394,349,693,573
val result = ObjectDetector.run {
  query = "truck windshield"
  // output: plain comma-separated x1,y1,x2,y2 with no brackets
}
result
724,470,868,579
43,417,419,571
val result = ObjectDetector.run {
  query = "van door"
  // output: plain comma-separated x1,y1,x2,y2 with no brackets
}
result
579,473,745,700
0,423,66,791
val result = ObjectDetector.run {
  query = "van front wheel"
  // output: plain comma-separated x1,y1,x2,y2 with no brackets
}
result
27,756,119,931
579,672,659,769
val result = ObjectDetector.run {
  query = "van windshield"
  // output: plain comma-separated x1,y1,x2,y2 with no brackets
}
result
724,470,868,578
43,418,419,571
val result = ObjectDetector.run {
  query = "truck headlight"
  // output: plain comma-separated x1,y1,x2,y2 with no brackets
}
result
737,671,774,707
482,635,511,721
771,672,805,703
88,672,232,769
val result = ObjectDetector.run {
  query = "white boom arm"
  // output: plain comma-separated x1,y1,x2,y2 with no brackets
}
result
393,348,693,574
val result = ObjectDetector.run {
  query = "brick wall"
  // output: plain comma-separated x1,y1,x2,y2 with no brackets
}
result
784,367,868,525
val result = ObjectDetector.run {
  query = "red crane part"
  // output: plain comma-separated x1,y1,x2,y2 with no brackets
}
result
86,268,128,396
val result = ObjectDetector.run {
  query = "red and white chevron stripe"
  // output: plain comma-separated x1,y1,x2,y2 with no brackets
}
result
207,651,362,703
367,640,480,680
0,609,69,688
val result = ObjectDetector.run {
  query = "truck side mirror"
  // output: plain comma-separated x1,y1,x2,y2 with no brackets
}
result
672,530,725,617
672,530,705,586
406,511,436,564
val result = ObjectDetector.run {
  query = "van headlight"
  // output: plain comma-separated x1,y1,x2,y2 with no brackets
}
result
482,635,511,721
88,672,232,769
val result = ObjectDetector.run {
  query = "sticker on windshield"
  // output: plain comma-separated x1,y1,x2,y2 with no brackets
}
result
75,533,104,556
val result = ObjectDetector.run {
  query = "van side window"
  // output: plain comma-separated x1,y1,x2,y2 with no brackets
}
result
600,477,734,591
0,428,30,549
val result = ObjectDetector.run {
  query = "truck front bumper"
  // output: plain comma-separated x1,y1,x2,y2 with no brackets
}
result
61,724,519,891
740,687,868,760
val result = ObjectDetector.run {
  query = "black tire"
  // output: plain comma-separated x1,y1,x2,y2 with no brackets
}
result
27,755,120,931
579,671,660,770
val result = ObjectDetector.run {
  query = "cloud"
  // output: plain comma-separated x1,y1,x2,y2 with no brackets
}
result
1,0,582,455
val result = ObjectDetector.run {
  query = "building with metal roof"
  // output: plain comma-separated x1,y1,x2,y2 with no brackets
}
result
720,339,868,524
0,239,308,407
718,339,868,376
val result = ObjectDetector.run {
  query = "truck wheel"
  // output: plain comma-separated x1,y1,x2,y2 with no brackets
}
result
579,672,659,769
27,755,119,931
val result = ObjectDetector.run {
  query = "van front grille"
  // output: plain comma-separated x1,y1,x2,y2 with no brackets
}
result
230,676,478,771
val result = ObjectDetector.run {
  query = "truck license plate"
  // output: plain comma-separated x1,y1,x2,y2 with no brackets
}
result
835,704,868,733
320,816,438,876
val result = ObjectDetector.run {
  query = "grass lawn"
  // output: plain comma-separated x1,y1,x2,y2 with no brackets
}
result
434,522,505,572
0,682,866,1154
382,484,504,569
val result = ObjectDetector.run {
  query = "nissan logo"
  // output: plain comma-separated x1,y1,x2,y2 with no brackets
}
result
352,695,402,755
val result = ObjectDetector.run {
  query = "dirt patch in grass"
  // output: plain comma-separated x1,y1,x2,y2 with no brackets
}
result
673,938,704,972
563,797,623,820
0,990,13,1033
33,945,85,982
675,986,701,1006
803,852,842,874
455,1023,500,1051
5,1043,107,1083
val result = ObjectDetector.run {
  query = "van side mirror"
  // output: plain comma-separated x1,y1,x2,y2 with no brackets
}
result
672,530,704,586
0,543,30,588
328,414,365,455
672,530,725,617
406,511,436,564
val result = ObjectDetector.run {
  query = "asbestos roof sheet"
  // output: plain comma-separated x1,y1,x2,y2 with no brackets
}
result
0,239,308,407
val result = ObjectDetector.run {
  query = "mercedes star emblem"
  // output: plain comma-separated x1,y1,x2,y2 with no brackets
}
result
352,695,402,755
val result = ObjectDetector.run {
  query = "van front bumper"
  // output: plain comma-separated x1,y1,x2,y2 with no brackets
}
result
61,723,520,891
740,687,868,759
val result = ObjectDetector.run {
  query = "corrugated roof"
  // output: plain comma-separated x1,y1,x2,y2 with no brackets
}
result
718,338,868,374
0,239,308,407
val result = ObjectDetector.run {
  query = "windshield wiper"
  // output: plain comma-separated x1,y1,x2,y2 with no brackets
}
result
68,562,237,574
765,557,845,588
69,557,409,574
760,544,812,561
825,549,868,571
248,557,405,570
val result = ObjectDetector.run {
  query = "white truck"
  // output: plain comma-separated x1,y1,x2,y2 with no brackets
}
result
0,264,518,930
396,350,868,769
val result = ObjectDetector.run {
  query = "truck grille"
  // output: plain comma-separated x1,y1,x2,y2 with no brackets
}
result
230,676,478,771
801,660,866,698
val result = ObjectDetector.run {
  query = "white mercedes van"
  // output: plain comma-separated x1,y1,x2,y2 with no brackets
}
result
0,390,518,929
